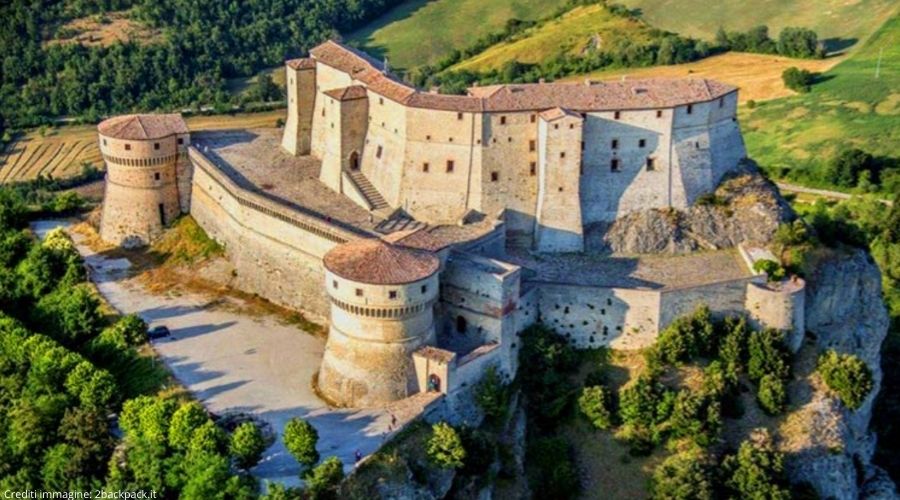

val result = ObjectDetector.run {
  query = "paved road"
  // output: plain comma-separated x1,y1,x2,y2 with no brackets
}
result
776,182,893,206
33,221,400,487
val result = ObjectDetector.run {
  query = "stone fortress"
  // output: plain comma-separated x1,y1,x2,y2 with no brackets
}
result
97,40,804,413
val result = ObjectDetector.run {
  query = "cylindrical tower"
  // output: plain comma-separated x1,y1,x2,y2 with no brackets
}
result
98,114,190,248
318,238,440,407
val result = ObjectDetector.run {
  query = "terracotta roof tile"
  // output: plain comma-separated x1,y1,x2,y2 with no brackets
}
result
98,114,188,141
383,227,453,252
308,41,737,113
323,238,440,285
286,57,316,70
324,85,369,101
539,107,582,121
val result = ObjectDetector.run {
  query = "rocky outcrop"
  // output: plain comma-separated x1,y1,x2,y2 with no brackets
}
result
590,168,793,255
785,249,894,499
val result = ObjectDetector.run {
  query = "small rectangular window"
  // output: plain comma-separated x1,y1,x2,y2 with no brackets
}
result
554,124,559,130
639,139,646,148
426,135,431,140
457,112,463,120
125,144,131,151
446,160,454,173
581,141,585,151
422,162,429,172
177,138,184,145
421,285,428,294
529,140,536,152
530,114,536,123
560,151,566,159
686,104,693,114
389,290,398,299
719,98,724,108
614,111,621,120
656,110,663,118
611,139,619,149
376,145,383,159
154,172,160,181
530,162,536,176
611,158,620,172
154,143,160,150
321,108,325,117
355,288,363,297
646,157,655,171
379,97,384,105
332,280,338,289
102,139,107,146
491,172,499,182
500,116,507,125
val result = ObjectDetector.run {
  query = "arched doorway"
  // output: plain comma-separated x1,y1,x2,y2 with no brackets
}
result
428,374,441,392
348,151,360,170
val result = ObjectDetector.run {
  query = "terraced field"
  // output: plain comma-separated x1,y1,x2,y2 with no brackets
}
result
0,110,285,184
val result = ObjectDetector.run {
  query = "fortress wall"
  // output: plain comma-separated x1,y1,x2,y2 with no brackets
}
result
745,279,806,352
400,107,481,222
536,284,662,349
479,112,540,234
658,276,757,329
580,108,674,222
188,150,357,320
361,93,408,205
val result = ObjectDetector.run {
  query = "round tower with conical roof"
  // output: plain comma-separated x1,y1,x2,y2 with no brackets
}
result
97,114,190,247
318,238,441,407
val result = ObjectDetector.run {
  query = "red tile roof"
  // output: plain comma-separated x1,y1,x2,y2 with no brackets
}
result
539,107,582,122
98,114,188,140
324,85,369,101
307,41,737,113
414,346,456,364
286,57,316,70
324,238,440,285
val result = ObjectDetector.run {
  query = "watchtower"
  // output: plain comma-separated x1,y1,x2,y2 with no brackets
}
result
318,238,441,407
97,114,190,247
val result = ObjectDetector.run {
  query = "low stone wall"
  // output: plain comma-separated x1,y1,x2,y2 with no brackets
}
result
189,148,360,320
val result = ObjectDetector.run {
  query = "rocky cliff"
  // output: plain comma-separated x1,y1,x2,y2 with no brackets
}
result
591,165,793,255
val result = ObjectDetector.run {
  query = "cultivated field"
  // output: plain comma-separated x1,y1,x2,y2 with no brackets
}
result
346,0,570,70
617,0,898,49
452,3,652,73
741,13,899,182
564,52,841,104
0,110,285,184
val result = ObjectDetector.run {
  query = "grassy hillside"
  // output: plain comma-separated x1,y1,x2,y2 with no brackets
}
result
564,52,840,103
617,0,897,48
451,3,653,73
741,13,899,190
345,0,570,70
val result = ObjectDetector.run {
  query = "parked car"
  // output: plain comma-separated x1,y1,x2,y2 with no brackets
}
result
148,325,171,339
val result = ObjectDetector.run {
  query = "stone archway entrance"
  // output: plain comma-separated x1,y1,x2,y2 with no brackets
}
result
428,373,441,392
349,151,360,170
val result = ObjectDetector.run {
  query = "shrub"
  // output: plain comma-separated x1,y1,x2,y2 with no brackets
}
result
722,429,790,499
718,316,750,385
650,447,715,500
230,422,267,470
619,375,668,428
99,314,147,349
427,422,465,469
33,284,103,348
655,305,716,364
283,418,319,471
757,374,787,415
168,402,210,451
578,385,614,430
817,350,873,410
782,67,814,93
305,456,343,499
669,390,722,447
748,329,790,383
474,365,510,422
753,259,786,281
826,148,877,188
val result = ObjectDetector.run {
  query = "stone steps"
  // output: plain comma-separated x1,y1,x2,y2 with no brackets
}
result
347,169,389,210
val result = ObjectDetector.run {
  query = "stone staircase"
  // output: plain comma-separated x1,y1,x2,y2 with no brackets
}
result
346,169,389,211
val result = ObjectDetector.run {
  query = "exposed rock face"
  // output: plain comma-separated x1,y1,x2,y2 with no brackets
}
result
591,168,793,255
788,250,894,499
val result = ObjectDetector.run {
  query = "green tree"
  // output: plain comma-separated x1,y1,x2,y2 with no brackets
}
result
426,422,465,469
526,437,579,499
229,422,267,470
826,148,877,188
33,284,103,347
817,350,873,410
650,447,714,500
722,429,790,499
748,329,790,383
577,385,614,430
306,456,344,499
474,365,510,422
782,67,814,93
757,374,787,415
99,314,148,349
283,418,319,471
169,402,212,451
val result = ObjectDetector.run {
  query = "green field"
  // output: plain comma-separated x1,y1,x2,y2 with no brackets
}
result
617,0,898,49
345,0,570,70
741,13,899,189
452,3,653,73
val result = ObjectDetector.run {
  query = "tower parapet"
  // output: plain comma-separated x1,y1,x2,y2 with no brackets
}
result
282,58,317,156
98,113,190,247
318,238,440,407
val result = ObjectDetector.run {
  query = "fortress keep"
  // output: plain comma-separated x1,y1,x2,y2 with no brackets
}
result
98,40,803,413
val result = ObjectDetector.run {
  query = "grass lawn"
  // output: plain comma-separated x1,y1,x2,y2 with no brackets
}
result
617,0,898,50
345,0,570,70
741,13,899,187
452,3,653,73
565,51,840,104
